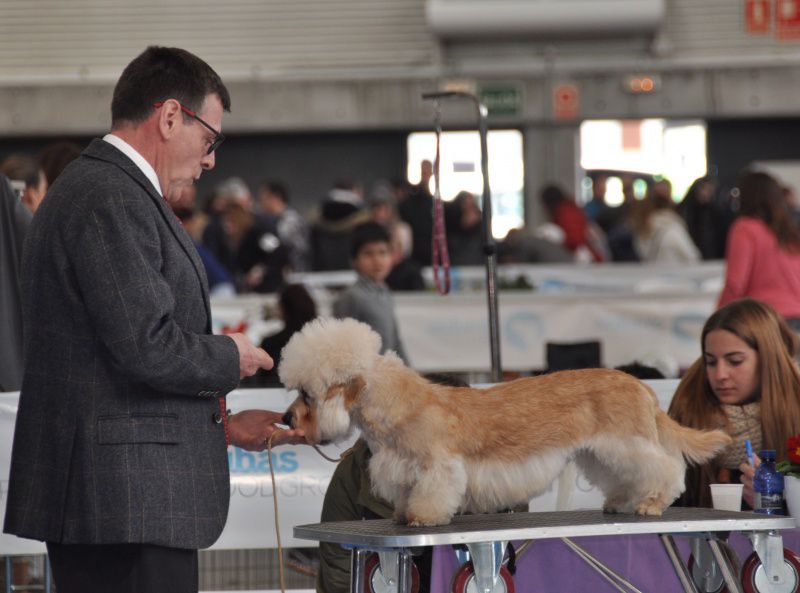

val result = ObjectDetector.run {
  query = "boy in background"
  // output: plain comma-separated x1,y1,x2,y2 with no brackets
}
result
332,221,409,364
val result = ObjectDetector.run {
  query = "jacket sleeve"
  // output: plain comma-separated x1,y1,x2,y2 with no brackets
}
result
65,188,239,396
317,454,364,593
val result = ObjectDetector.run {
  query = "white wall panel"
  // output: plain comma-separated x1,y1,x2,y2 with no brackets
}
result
427,0,665,37
0,0,436,82
665,0,800,57
1,0,800,135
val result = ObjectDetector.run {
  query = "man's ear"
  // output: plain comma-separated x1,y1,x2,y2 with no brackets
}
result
156,99,181,140
343,376,366,408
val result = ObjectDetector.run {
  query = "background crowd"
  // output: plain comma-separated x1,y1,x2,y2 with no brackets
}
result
6,139,800,392
6,132,800,591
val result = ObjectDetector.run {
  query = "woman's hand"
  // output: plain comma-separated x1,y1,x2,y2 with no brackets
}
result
739,453,761,508
228,409,307,451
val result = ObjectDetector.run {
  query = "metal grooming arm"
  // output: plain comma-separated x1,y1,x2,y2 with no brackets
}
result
421,90,502,382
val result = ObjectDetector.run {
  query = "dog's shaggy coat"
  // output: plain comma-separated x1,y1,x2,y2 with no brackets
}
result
280,318,731,526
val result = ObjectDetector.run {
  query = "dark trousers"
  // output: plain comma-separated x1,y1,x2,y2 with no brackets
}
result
46,542,198,593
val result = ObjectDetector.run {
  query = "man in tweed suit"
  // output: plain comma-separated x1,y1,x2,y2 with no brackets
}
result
4,47,304,593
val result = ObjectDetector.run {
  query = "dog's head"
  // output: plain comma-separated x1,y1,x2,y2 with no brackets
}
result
279,317,381,444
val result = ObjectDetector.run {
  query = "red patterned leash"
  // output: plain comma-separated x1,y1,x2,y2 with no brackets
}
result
431,99,451,295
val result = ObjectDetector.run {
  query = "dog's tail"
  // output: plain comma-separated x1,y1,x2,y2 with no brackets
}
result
655,410,731,465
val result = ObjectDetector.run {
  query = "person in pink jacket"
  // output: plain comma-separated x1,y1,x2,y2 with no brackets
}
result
718,170,800,330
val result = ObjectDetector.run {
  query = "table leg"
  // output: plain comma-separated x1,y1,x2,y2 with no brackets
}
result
350,548,369,593
707,539,745,593
659,534,700,593
397,550,414,593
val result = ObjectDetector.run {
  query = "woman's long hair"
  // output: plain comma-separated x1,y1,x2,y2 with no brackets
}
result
738,170,800,250
669,298,800,505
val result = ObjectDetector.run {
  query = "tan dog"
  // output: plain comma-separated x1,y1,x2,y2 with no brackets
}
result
280,318,731,526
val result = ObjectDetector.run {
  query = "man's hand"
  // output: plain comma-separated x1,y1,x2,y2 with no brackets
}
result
228,333,273,378
228,409,306,451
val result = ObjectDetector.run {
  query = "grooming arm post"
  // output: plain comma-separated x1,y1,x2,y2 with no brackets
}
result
421,91,502,382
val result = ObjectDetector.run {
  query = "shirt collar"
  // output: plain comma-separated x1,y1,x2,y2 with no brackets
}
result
356,274,388,291
102,133,163,197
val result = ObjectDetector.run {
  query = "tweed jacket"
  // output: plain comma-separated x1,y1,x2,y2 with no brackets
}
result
0,174,30,392
4,139,240,549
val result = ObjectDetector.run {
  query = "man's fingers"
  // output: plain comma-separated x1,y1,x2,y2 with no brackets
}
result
230,334,273,376
256,348,273,371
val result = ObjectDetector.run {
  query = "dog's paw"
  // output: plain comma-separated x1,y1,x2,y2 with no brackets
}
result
408,518,451,527
392,511,409,525
406,512,452,527
634,500,665,516
602,497,625,514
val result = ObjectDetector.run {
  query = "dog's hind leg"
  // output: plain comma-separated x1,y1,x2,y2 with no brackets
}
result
628,449,686,515
626,451,685,515
405,457,467,526
580,436,686,515
574,451,629,513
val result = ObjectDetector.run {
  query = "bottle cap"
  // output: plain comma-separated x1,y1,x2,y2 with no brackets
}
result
759,449,777,460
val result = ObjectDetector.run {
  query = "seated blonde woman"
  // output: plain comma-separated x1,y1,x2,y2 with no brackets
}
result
669,298,800,508
631,179,700,263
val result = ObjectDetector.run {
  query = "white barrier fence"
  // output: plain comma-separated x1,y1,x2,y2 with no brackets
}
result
212,291,715,374
0,381,679,555
289,262,725,296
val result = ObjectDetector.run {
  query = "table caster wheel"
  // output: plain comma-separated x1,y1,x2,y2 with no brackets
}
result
451,563,515,593
688,541,740,593
364,552,420,593
742,548,800,593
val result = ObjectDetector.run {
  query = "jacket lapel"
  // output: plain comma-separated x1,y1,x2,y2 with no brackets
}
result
82,139,213,328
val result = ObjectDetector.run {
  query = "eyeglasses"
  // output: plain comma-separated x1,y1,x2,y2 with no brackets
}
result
153,101,225,155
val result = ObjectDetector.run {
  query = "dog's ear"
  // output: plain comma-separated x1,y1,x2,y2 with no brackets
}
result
323,376,365,408
343,375,366,407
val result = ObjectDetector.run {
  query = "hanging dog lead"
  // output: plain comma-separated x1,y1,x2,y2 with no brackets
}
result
431,99,451,295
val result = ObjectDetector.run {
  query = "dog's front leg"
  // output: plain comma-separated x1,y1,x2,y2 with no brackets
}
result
369,449,414,523
405,457,467,527
391,485,412,525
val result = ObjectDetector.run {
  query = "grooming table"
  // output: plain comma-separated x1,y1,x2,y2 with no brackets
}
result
295,508,797,593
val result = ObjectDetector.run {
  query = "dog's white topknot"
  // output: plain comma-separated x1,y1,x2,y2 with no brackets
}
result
278,317,381,395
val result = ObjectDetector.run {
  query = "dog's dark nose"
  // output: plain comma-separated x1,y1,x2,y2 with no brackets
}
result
281,411,293,427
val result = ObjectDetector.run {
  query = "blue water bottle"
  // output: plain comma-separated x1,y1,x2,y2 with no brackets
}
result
754,449,785,515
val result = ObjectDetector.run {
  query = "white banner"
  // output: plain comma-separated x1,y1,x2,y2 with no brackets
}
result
215,389,357,551
0,382,679,555
394,291,714,372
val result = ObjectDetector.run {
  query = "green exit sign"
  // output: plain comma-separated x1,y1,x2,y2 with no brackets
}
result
479,84,523,117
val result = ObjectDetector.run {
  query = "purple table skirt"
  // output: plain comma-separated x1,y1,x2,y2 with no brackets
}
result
429,528,800,593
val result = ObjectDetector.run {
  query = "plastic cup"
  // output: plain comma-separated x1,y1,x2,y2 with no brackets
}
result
710,483,744,511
